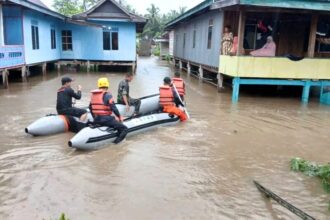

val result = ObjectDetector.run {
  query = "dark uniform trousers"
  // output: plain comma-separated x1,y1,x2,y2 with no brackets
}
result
94,115,128,143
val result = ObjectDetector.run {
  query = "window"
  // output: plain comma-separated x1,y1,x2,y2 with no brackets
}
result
193,30,196,48
111,32,118,50
103,32,110,50
51,28,56,49
103,28,119,51
207,19,213,49
62,30,72,51
31,22,39,50
183,33,186,48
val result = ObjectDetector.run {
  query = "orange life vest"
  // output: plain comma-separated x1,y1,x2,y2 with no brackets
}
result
159,85,175,107
172,78,185,96
90,90,113,116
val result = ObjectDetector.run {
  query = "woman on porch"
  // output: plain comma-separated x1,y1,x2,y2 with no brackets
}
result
250,36,276,57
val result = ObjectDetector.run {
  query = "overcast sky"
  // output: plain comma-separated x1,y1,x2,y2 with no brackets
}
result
41,0,204,14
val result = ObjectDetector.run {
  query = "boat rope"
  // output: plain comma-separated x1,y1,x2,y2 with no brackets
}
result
253,180,315,220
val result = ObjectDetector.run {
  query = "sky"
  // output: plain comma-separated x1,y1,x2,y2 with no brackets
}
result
41,0,204,14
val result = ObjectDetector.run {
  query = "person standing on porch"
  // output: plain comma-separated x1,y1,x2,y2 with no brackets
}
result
117,73,141,116
221,25,234,55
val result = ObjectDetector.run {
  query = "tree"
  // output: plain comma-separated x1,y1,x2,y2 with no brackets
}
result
82,0,99,11
142,4,162,38
142,4,187,39
53,0,83,16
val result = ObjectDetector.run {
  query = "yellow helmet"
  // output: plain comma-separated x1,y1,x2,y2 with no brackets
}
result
98,77,109,88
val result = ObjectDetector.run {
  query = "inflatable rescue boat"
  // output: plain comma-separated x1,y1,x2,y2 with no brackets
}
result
25,94,160,136
69,113,180,150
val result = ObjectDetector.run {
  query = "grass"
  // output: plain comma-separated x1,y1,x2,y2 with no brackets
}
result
291,158,330,210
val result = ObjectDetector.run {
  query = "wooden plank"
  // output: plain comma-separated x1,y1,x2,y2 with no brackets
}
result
237,10,246,56
308,14,318,58
254,181,315,220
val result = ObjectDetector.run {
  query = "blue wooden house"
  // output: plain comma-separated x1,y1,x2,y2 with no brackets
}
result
0,0,146,87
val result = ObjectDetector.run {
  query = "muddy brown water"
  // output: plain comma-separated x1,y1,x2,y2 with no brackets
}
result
0,57,329,220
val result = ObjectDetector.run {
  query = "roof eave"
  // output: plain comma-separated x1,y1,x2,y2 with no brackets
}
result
7,0,65,19
165,0,214,29
211,0,330,12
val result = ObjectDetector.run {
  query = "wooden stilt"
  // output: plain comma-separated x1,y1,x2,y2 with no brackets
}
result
21,66,27,82
2,69,9,89
42,62,47,75
187,62,191,75
198,65,203,80
132,63,136,74
87,61,91,72
56,62,61,73
179,60,183,70
217,73,225,92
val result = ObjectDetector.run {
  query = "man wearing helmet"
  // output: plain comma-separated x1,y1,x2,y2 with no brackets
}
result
90,78,128,144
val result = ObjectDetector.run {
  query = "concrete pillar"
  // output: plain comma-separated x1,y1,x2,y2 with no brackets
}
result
2,69,8,89
232,77,240,103
179,60,183,70
21,66,27,82
302,80,311,103
42,62,47,75
187,62,191,75
217,73,224,92
198,65,203,80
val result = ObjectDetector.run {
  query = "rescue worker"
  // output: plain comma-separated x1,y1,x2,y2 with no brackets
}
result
90,78,128,144
56,77,87,121
172,72,186,101
159,77,187,122
117,73,141,115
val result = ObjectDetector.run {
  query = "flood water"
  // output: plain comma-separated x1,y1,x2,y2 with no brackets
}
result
0,57,329,220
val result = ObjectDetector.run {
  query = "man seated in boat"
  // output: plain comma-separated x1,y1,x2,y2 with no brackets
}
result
117,73,141,116
56,77,88,121
171,72,186,102
90,78,128,144
159,77,187,122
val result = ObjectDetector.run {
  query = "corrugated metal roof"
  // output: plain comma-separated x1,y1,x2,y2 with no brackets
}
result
165,0,213,28
27,0,48,9
212,0,330,11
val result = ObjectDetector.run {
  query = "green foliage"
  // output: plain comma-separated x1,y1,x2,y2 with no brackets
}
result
53,0,83,16
153,45,160,56
165,54,172,62
291,158,330,211
59,213,69,220
291,157,330,193
53,0,138,17
142,5,186,39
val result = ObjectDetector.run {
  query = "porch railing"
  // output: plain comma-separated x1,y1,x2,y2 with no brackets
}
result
219,55,330,80
0,45,25,69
